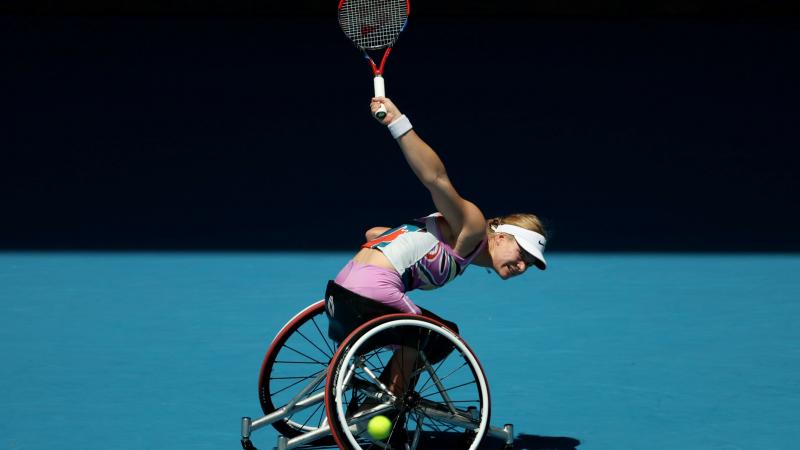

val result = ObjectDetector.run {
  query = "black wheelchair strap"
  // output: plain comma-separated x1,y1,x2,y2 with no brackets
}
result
325,280,401,342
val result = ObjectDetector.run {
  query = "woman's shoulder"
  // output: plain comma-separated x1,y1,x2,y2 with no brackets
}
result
431,213,486,256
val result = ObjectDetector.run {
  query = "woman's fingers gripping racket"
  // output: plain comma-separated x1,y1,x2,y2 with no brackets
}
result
375,103,388,120
371,97,401,125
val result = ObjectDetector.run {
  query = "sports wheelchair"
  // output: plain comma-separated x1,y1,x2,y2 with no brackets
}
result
240,283,515,450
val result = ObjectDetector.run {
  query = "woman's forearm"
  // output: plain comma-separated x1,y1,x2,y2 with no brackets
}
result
396,130,448,189
370,97,449,189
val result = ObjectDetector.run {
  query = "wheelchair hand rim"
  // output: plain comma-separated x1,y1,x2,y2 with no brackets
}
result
326,315,491,450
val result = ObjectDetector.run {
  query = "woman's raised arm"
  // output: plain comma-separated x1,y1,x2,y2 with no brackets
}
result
370,97,486,252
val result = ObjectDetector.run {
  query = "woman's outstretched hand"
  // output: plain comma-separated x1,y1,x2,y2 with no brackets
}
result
370,97,402,125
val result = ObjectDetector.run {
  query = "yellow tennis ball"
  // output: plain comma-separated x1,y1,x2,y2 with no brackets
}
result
367,415,392,440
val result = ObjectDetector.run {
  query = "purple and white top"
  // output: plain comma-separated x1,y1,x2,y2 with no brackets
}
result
361,213,487,292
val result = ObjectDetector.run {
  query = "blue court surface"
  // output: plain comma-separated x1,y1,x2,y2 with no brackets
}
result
1,252,798,449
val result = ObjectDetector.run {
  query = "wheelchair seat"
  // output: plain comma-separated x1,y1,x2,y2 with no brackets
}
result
324,280,400,343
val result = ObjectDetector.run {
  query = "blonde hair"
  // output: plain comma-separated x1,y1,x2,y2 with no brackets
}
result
487,213,547,238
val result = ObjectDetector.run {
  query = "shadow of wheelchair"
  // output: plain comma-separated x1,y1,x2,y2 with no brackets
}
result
468,432,581,450
508,433,581,450
408,432,581,450
247,432,580,450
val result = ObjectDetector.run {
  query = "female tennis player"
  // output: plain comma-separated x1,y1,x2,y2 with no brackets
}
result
325,96,548,399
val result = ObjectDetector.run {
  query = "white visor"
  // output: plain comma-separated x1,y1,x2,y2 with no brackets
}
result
494,224,547,270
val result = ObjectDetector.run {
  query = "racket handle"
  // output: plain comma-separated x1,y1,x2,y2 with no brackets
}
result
373,76,387,119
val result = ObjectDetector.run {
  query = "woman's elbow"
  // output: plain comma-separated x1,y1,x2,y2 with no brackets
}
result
365,227,390,241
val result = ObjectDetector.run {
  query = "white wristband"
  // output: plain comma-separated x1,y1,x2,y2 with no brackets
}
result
387,114,413,139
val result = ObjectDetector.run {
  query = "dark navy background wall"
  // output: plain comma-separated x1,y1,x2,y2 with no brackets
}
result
2,5,798,251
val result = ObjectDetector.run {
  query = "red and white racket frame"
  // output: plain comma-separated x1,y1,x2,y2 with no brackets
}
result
338,0,411,119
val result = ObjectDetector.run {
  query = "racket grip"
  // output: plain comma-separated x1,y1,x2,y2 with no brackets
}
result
373,76,387,119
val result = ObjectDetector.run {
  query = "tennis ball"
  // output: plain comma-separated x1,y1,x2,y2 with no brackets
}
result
367,415,392,440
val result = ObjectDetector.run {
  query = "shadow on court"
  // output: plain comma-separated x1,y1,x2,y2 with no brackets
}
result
478,433,580,450
511,433,581,450
254,432,581,450
392,431,582,449
242,432,581,450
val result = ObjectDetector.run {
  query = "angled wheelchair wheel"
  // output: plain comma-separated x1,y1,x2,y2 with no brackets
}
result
324,314,491,450
258,300,337,442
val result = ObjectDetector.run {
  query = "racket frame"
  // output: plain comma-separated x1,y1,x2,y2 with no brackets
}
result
337,0,410,119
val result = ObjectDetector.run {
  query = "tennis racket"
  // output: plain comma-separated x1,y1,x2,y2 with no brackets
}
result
338,0,410,119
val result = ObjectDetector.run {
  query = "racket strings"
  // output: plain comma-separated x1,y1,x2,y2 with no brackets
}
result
339,0,408,50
